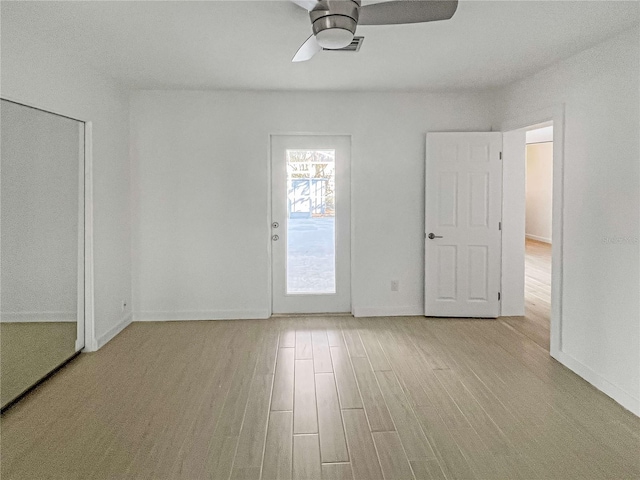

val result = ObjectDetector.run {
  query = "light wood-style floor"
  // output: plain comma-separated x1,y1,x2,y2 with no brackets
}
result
2,313,639,479
502,239,551,351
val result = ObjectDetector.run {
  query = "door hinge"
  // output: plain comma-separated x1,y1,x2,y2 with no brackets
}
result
498,292,501,301
499,221,502,231
499,152,503,160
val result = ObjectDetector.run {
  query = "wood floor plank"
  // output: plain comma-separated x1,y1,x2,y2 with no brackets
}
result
343,329,367,358
232,373,274,472
409,460,446,480
326,329,346,348
294,359,318,434
350,357,395,432
315,373,349,463
358,329,391,372
432,369,512,455
255,330,279,375
321,462,354,480
280,326,296,348
313,330,334,373
342,409,384,480
296,330,313,360
412,403,478,480
330,347,363,410
272,348,295,411
293,434,322,480
375,370,435,461
262,411,293,480
372,431,415,480
231,466,261,480
414,369,472,430
204,331,260,479
381,353,431,409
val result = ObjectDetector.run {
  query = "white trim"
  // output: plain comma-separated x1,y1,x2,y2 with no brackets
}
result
1,312,76,323
133,310,271,322
500,104,565,358
96,312,132,350
554,350,639,416
76,121,86,351
266,134,273,318
353,306,423,317
525,234,552,244
83,122,97,352
0,96,84,123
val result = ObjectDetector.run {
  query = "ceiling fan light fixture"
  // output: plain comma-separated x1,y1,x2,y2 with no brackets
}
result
316,28,354,49
312,14,357,50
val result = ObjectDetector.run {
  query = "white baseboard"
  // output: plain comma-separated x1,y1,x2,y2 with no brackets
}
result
95,312,132,350
553,350,639,416
353,306,424,318
133,310,271,322
526,233,552,244
1,311,76,323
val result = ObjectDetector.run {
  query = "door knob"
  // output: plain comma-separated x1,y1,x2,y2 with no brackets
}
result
428,233,443,240
272,235,279,241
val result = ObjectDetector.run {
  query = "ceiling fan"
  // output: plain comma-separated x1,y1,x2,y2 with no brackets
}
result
291,0,459,62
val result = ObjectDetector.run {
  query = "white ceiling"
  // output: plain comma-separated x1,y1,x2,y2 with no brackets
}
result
2,1,639,92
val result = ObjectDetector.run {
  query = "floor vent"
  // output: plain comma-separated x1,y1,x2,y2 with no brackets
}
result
323,36,364,53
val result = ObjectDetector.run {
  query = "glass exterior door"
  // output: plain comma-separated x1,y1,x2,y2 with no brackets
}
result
271,136,351,314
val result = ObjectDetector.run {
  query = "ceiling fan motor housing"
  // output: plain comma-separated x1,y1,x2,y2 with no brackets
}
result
310,0,361,42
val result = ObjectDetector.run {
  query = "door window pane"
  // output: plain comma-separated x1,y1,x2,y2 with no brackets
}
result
286,150,336,294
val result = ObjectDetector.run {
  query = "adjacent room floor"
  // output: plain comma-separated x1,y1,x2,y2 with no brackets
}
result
2,313,638,479
502,238,552,351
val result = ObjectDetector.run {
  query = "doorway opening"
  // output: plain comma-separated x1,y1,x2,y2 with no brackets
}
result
503,122,554,351
524,125,553,349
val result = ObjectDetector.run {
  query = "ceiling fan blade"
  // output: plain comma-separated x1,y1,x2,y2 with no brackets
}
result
359,0,458,25
290,0,320,11
292,35,322,62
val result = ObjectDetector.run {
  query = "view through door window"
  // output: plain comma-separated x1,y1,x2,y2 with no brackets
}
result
286,149,336,294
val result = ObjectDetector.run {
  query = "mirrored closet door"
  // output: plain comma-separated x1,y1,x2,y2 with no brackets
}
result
1,99,84,411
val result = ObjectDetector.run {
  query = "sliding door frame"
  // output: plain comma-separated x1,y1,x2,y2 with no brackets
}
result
0,96,96,352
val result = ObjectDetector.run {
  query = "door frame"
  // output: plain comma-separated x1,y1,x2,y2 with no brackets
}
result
267,133,354,316
0,96,96,352
500,104,565,358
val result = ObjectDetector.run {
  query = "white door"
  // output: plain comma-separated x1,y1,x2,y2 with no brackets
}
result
425,133,502,318
271,135,351,314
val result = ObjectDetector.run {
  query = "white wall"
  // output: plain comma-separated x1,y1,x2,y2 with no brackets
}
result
1,46,132,348
496,26,640,414
525,142,553,243
130,91,494,321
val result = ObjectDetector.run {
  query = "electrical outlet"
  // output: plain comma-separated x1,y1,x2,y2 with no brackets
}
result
122,300,127,312
391,280,399,292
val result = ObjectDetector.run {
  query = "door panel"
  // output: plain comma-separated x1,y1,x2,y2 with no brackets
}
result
425,133,502,318
271,135,351,314
1,99,84,410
